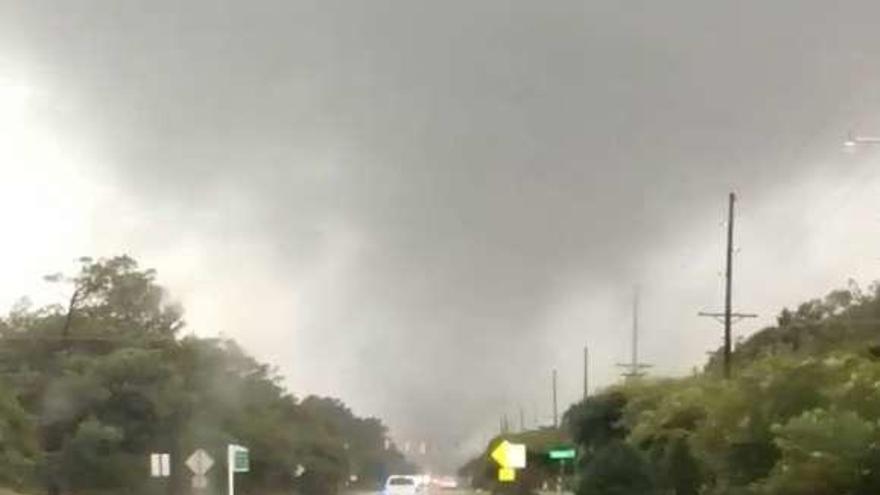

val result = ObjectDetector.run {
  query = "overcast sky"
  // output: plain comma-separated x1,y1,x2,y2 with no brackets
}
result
4,0,880,470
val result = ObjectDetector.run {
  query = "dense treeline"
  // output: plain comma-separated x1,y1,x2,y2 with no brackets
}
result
565,281,880,495
0,256,413,494
462,282,880,494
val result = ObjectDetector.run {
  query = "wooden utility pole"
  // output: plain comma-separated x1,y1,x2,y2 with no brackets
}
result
583,345,589,400
552,369,558,428
723,192,735,377
617,287,652,378
699,192,757,379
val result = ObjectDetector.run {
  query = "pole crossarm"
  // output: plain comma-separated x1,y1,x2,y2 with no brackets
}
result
698,311,758,324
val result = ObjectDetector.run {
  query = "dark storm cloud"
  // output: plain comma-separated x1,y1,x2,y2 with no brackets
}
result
6,0,880,468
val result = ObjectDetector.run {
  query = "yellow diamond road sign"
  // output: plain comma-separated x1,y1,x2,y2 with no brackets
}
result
491,440,526,469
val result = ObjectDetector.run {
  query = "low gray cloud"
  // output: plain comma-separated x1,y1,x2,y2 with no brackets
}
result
4,0,880,470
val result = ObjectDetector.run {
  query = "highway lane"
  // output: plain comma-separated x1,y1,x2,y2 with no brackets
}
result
343,491,572,495
343,490,477,495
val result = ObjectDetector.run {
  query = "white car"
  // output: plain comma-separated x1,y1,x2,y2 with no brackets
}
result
383,475,424,495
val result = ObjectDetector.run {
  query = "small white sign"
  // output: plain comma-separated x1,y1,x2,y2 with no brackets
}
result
150,453,171,478
508,444,526,469
227,444,250,495
192,474,208,490
150,454,159,477
186,449,215,476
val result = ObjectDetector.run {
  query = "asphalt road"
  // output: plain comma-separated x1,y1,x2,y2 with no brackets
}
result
343,491,476,495
343,491,572,495
343,490,477,495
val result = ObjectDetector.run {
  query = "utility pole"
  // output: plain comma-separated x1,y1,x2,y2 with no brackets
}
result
519,407,525,432
699,192,757,379
552,369,558,428
583,345,589,400
723,191,735,378
617,287,652,378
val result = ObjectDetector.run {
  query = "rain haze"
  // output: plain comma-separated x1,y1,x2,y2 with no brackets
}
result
3,0,880,472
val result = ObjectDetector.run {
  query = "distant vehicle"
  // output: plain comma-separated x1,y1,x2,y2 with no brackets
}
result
431,476,459,489
383,475,424,495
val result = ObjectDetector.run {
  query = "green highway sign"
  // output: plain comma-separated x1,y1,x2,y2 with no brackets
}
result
232,446,250,472
227,444,250,495
548,448,576,460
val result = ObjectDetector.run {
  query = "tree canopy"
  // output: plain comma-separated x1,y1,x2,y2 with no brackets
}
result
0,256,413,494
561,281,880,495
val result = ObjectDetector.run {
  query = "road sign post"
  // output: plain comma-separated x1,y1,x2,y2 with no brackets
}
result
548,446,576,494
227,444,249,495
558,459,564,495
490,440,526,482
186,449,214,492
548,448,576,460
150,453,171,478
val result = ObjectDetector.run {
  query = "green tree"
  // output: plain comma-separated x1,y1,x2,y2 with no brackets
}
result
0,256,408,495
578,440,656,495
565,392,627,454
754,408,874,495
661,436,701,495
0,381,39,490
